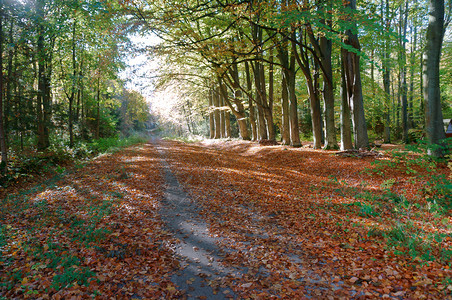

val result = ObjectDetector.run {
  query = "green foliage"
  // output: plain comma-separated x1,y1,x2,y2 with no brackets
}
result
87,135,148,153
0,183,120,292
51,266,95,289
422,174,452,215
2,134,147,187
359,203,380,217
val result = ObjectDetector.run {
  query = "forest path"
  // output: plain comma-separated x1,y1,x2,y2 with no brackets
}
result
152,139,349,299
2,139,450,299
155,140,243,299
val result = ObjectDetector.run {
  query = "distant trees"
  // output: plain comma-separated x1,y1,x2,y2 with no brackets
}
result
123,0,450,154
0,0,151,176
0,0,450,178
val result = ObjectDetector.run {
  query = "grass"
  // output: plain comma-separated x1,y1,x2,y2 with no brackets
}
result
324,141,452,265
1,134,149,188
0,187,118,294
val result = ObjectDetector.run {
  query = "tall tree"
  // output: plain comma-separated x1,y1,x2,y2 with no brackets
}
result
342,0,369,149
423,0,446,156
0,0,7,175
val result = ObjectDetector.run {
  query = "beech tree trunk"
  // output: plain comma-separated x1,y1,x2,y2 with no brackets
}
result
245,61,257,141
209,89,215,139
214,87,221,139
342,0,369,149
96,77,100,139
0,4,7,174
423,0,446,156
340,58,353,150
400,0,409,142
252,60,268,141
265,48,275,141
274,34,300,146
219,91,226,138
320,34,337,149
220,70,250,140
382,0,391,143
281,73,290,145
293,33,320,148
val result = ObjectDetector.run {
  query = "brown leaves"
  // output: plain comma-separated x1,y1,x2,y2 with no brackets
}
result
1,140,451,299
161,140,452,299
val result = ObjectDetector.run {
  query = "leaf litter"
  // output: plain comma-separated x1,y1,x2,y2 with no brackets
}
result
0,139,450,299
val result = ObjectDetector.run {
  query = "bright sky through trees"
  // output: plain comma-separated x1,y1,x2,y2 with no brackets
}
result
120,33,162,106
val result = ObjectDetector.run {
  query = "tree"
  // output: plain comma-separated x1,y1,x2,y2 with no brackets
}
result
341,0,369,149
423,0,446,156
0,0,7,175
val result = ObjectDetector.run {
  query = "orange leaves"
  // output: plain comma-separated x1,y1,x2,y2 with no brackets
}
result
2,140,451,299
159,139,452,299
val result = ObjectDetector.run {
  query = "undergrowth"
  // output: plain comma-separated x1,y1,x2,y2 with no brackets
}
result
360,140,452,264
325,140,452,265
0,185,119,295
1,134,148,187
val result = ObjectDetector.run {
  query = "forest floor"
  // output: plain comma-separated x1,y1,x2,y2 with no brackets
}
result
0,138,451,299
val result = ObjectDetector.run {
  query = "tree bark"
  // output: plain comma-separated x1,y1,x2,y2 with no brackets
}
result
214,87,221,139
245,61,257,141
408,24,417,131
96,77,100,139
293,33,320,148
382,0,391,143
400,0,409,143
5,16,13,146
340,57,353,150
209,89,215,138
423,0,446,156
228,64,250,140
265,48,275,141
281,72,290,145
342,0,369,149
219,90,226,138
0,3,7,175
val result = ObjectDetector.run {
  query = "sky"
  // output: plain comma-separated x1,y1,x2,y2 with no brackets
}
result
120,33,161,103
120,33,183,120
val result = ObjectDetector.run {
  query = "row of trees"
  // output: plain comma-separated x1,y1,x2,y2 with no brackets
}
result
0,0,151,175
125,0,450,154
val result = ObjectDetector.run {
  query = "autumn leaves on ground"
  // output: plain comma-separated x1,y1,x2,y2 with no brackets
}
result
0,139,451,299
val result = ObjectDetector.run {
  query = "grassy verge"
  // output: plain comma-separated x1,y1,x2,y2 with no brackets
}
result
1,135,149,188
328,141,451,265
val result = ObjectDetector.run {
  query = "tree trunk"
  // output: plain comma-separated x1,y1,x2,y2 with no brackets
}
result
320,34,337,149
400,0,409,143
245,61,257,141
252,61,268,140
342,0,369,149
0,4,7,175
69,19,77,148
340,58,353,150
382,0,391,143
225,110,231,138
293,34,320,148
281,73,290,145
209,89,215,138
318,0,338,149
214,87,221,139
5,17,13,146
423,0,446,156
408,24,417,131
219,91,226,138
218,75,249,140
96,77,100,139
36,2,47,150
274,33,299,146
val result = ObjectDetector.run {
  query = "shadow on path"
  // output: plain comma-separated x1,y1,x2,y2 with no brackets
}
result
155,141,243,299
